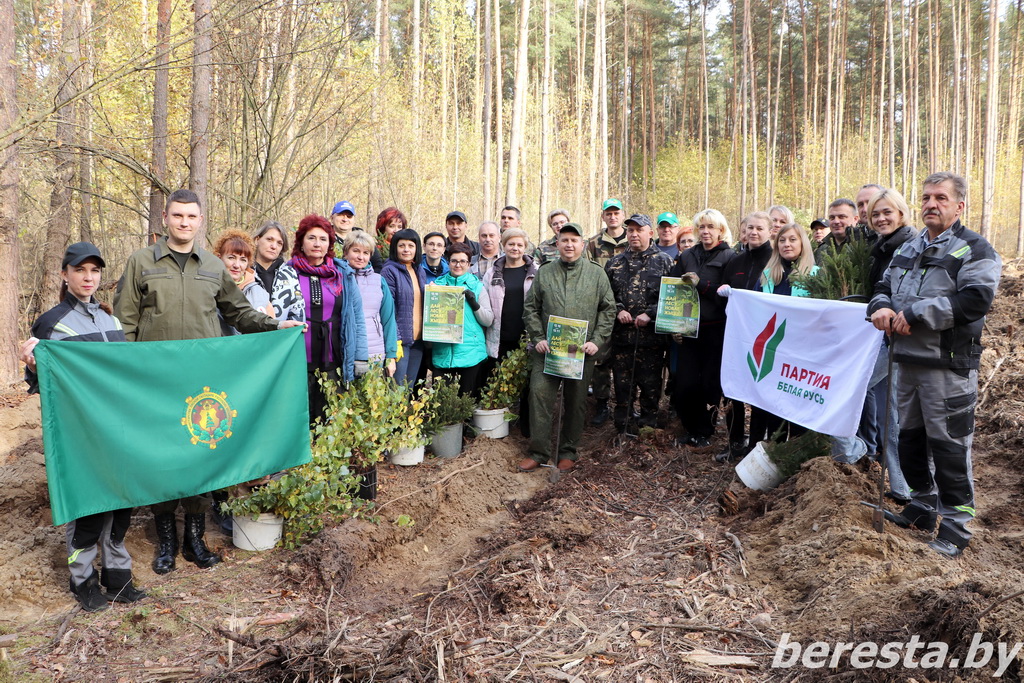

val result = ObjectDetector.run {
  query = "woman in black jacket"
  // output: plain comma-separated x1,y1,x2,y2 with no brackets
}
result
672,209,736,448
21,243,147,611
714,211,773,461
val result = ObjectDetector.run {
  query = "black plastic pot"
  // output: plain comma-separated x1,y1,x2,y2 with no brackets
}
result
355,464,378,500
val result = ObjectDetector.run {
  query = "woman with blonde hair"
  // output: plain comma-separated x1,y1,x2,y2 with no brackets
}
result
760,223,817,296
750,223,819,443
855,186,915,503
671,208,735,449
767,205,794,237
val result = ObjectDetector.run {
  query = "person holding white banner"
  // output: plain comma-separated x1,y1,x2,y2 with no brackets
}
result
716,212,774,462
869,172,1001,559
671,209,736,449
747,223,820,443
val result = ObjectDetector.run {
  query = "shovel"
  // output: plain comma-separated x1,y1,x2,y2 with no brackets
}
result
866,323,896,533
544,383,565,484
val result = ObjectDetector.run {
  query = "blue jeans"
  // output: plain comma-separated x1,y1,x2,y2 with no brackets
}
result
394,340,425,387
831,341,909,500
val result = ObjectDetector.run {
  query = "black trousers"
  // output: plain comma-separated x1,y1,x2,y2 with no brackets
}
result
673,323,725,438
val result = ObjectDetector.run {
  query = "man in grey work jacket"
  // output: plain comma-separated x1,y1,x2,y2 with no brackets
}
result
869,172,1001,559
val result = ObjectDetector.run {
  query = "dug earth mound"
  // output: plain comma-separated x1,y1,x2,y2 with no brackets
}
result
1,267,1022,681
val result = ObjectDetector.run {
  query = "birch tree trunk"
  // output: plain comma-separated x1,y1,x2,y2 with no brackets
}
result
493,0,504,210
190,0,212,246
980,0,999,239
0,0,20,384
411,0,421,133
505,0,530,206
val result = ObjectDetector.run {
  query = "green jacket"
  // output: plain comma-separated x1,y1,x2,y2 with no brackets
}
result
524,257,616,352
586,229,627,268
114,237,279,341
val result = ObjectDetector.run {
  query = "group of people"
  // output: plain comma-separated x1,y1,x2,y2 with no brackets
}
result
21,170,1000,612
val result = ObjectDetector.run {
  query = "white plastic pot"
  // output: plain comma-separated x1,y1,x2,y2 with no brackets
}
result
735,441,785,491
389,444,425,466
473,408,509,439
232,513,283,551
431,423,464,458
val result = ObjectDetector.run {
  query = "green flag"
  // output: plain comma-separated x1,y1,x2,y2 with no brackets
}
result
35,328,311,525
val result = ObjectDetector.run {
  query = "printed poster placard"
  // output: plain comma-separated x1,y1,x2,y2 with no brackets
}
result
422,284,465,343
544,315,589,380
655,277,700,337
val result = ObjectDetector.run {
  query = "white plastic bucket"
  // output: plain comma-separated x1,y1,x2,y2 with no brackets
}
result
431,423,464,458
232,513,283,551
390,444,425,466
473,408,509,439
735,441,785,491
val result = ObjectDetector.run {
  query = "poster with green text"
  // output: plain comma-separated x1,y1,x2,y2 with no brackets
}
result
544,316,589,380
422,284,465,343
655,277,700,337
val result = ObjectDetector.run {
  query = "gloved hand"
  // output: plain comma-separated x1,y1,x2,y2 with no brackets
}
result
717,284,732,298
681,272,699,286
463,289,481,312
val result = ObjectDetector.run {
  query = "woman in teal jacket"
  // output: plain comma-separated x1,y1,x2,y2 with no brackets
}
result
431,241,493,396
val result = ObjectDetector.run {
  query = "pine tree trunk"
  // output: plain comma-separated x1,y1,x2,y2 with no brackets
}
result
539,0,551,241
0,0,20,385
39,0,83,314
980,0,999,239
505,0,530,206
482,0,492,218
150,0,171,243
190,0,212,246
493,0,504,210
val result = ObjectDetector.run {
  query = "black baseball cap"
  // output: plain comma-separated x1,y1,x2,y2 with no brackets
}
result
810,218,828,230
62,242,106,269
559,222,584,236
625,214,652,228
446,211,468,223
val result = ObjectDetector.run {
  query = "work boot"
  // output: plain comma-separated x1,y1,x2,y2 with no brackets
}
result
70,572,109,612
590,401,609,426
101,568,147,603
182,513,221,568
152,513,178,575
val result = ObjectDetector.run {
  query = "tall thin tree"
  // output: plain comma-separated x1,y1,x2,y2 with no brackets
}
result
190,0,212,246
980,0,999,239
0,0,20,383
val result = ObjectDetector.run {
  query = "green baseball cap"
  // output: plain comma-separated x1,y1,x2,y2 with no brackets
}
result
602,198,623,211
657,211,679,226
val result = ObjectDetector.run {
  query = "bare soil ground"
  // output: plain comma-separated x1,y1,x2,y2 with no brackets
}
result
2,265,1024,682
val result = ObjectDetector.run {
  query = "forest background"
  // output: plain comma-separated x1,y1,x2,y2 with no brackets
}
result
0,0,1022,384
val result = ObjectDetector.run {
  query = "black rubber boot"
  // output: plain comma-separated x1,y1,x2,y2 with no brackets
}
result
101,568,147,603
590,401,609,426
70,572,109,612
182,513,221,568
152,513,178,575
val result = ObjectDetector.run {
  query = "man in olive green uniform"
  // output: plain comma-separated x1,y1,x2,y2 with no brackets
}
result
115,189,303,574
521,223,616,472
586,198,628,425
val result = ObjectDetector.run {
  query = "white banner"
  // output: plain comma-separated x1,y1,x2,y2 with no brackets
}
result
721,290,883,437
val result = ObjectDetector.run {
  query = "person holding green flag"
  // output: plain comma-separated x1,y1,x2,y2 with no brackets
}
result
21,242,147,612
114,189,305,575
